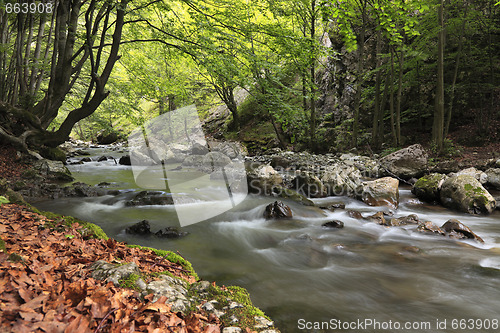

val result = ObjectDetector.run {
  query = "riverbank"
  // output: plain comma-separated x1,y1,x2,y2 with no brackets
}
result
0,144,280,333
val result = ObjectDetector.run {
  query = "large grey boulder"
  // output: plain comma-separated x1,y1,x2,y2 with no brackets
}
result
246,163,283,195
440,175,496,214
357,177,399,209
379,144,428,179
412,173,447,202
321,163,362,196
33,159,73,181
485,168,500,190
457,167,487,184
291,171,327,198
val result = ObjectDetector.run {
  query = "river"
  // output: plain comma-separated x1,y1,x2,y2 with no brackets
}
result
34,147,500,333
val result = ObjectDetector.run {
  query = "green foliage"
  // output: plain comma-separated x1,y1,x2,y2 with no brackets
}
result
119,273,142,290
0,196,9,205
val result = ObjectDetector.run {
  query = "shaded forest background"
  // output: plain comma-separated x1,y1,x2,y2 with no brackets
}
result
0,0,498,158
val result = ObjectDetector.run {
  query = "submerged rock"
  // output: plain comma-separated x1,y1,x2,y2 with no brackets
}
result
264,201,292,219
366,211,386,225
412,173,447,202
441,219,484,243
119,155,131,165
379,144,428,179
440,175,496,214
322,220,344,229
357,177,399,209
125,191,174,206
125,220,151,235
155,227,189,238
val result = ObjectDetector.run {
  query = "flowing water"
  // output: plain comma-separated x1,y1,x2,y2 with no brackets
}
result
34,148,500,332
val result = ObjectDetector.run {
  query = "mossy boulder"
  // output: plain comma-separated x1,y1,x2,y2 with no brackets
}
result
412,173,447,202
440,175,496,214
379,144,428,179
33,159,74,181
39,146,67,162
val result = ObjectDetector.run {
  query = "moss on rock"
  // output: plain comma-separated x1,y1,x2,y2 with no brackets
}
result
412,173,446,202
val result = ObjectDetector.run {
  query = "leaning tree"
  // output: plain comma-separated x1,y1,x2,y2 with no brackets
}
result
0,0,129,154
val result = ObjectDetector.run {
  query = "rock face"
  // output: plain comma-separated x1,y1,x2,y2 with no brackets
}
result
357,177,399,209
247,163,283,195
33,159,74,181
412,173,447,202
291,171,327,198
263,201,292,219
440,175,496,214
321,163,362,196
441,219,484,242
486,168,500,190
379,144,428,179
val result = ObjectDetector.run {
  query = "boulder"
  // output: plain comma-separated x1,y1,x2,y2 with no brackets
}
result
247,163,283,195
182,155,204,168
291,171,327,198
417,221,445,236
80,157,92,162
125,191,174,206
155,227,188,238
210,141,248,159
441,219,484,242
125,220,151,235
97,131,119,144
119,155,131,165
357,177,399,209
322,220,344,229
379,144,428,179
321,163,362,196
412,173,447,202
485,168,500,190
440,175,496,214
202,151,232,171
39,146,67,162
33,159,74,181
263,201,292,219
456,167,487,185
97,155,108,162
90,260,141,286
348,210,363,219
191,142,209,155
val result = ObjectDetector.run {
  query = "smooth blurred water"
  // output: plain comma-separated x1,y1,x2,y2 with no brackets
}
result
34,148,500,333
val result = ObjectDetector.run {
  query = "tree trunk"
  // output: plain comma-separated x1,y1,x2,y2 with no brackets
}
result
390,48,396,146
309,0,317,151
396,48,403,146
352,10,366,148
433,0,445,153
372,29,382,149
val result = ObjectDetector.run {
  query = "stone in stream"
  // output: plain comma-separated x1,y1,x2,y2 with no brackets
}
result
125,220,151,235
347,210,363,219
271,185,314,206
379,143,428,179
119,155,131,165
439,175,496,214
412,173,447,203
417,221,445,236
125,190,174,206
388,214,420,227
33,159,74,181
263,201,292,219
80,157,92,162
441,219,484,243
457,167,488,185
322,220,344,229
366,211,386,225
357,177,399,209
97,155,108,162
319,202,346,211
155,227,188,238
